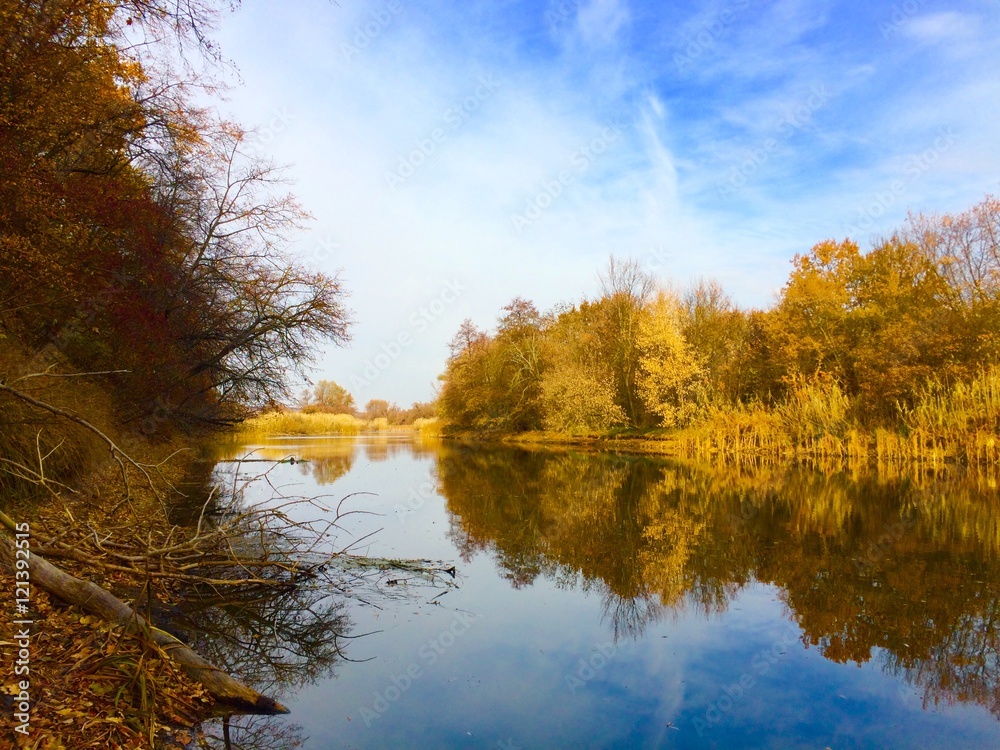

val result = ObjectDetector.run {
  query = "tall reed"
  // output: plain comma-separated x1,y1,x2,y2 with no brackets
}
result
674,368,1000,467
235,411,435,437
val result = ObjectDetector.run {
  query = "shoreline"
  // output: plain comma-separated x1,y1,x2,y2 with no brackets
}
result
438,426,1000,470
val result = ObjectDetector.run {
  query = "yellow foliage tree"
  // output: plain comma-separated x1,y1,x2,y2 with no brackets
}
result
636,292,704,427
540,361,624,433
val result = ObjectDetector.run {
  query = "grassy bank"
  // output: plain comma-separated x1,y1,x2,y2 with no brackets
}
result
447,368,1000,467
235,411,442,438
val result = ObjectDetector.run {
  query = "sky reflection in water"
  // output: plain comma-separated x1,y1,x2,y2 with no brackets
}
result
194,435,1000,749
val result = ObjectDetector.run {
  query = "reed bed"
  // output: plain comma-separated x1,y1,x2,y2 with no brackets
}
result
674,368,1000,467
235,412,442,438
236,412,365,437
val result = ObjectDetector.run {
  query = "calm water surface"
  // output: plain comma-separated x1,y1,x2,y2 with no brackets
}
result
185,435,1000,749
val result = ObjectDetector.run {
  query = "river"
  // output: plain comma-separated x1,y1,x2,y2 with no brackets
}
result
180,433,1000,749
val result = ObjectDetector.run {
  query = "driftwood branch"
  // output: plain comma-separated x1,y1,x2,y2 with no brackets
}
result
0,380,171,507
0,515,288,715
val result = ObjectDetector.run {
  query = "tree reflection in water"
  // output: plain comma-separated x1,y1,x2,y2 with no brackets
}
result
166,453,364,749
197,714,307,750
437,443,1000,718
175,578,352,749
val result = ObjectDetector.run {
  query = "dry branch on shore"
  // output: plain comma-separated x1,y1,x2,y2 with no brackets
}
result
0,523,288,715
0,383,456,748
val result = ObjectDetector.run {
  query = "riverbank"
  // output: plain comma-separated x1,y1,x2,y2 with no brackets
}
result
441,366,1000,468
235,411,441,438
1,436,223,749
445,408,1000,468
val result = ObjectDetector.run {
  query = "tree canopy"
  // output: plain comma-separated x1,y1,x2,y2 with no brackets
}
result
438,197,1000,437
0,0,351,430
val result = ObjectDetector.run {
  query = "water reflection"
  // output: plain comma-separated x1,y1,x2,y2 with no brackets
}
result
168,448,361,749
196,714,307,750
177,583,350,750
437,444,1000,718
178,584,352,693
211,434,442,486
179,436,1000,746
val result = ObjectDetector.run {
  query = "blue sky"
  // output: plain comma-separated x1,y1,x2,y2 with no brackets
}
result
212,0,1000,406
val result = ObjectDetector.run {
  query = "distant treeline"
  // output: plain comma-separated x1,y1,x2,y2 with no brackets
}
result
296,380,435,425
438,196,1000,463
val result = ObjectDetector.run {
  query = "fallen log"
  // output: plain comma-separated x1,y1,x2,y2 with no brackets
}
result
0,524,288,715
216,457,307,464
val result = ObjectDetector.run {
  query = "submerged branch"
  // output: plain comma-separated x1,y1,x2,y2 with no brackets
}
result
0,513,288,715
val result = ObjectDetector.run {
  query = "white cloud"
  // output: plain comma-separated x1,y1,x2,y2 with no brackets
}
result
575,0,631,48
903,11,977,43
208,0,1000,404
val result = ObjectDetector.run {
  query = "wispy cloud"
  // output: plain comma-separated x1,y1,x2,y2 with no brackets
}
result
212,0,1000,404
903,11,977,43
575,0,632,47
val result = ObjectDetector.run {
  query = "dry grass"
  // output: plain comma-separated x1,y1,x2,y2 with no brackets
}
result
880,366,1000,466
236,411,365,437
0,344,117,502
413,417,442,436
671,368,1000,467
235,411,439,438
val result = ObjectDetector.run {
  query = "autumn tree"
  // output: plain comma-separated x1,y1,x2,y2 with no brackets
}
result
846,236,953,412
302,380,355,414
439,303,547,431
636,292,704,427
400,400,436,423
153,123,350,423
770,232,978,418
438,320,499,430
770,239,860,390
492,298,546,430
904,196,1000,309
681,279,751,403
437,198,1000,437
363,398,402,422
596,257,656,425
727,309,785,404
540,302,624,433
0,0,351,429
901,196,1000,366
